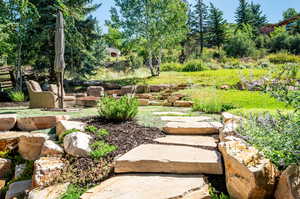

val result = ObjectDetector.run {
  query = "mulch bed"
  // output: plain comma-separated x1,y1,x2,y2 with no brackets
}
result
60,118,165,186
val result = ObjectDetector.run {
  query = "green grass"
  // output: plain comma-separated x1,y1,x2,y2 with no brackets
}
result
144,69,267,86
178,87,292,111
229,108,295,117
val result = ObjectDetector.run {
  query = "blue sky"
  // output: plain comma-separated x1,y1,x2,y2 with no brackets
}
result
92,0,300,33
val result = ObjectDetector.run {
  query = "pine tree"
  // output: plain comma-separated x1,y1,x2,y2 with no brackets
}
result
207,3,226,49
249,2,267,28
191,0,208,55
235,0,252,29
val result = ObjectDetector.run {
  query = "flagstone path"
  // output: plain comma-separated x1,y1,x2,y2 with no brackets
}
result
81,114,224,199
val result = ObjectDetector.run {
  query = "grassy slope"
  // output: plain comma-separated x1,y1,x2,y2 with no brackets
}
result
145,69,268,86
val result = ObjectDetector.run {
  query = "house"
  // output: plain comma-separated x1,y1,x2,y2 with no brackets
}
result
260,14,300,34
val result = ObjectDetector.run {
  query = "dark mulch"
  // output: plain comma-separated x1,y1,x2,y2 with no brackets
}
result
61,117,165,186
79,117,165,161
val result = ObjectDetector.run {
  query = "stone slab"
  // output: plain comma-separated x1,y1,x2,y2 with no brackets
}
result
160,116,212,122
155,135,218,148
163,122,223,135
153,112,187,116
115,144,223,175
0,114,17,131
80,174,210,199
0,132,30,151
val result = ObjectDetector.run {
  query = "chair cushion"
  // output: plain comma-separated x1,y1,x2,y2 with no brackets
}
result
49,84,66,96
29,80,42,92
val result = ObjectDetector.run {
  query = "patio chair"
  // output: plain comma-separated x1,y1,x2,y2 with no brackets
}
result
26,80,58,109
48,84,76,106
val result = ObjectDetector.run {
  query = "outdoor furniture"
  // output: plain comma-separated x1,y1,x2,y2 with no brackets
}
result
26,80,58,109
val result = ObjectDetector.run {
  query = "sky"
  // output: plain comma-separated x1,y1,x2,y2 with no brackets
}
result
92,0,300,33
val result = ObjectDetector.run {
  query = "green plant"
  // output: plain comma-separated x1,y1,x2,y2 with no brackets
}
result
59,129,79,143
192,100,236,113
9,90,26,102
60,184,87,199
182,59,209,72
160,62,183,72
90,141,117,159
97,96,138,122
209,187,230,199
96,129,110,137
238,112,300,170
224,30,256,58
268,53,300,64
85,125,97,134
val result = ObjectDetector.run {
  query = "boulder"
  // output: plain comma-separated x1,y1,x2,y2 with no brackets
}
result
275,164,300,199
63,132,92,157
18,133,49,160
56,120,85,136
80,174,210,199
162,100,173,107
135,93,153,99
0,158,12,178
219,120,240,142
28,183,69,199
87,86,104,97
14,164,26,179
167,96,180,103
0,114,17,131
136,85,150,93
40,140,64,157
115,144,223,174
32,157,65,188
149,85,170,92
221,112,243,124
138,99,150,106
120,85,136,95
104,89,121,96
0,132,30,151
5,180,32,199
149,100,164,106
173,101,193,107
219,138,279,199
163,122,223,135
17,115,70,131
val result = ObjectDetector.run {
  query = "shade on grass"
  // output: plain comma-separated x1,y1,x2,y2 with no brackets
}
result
178,87,292,110
145,69,268,86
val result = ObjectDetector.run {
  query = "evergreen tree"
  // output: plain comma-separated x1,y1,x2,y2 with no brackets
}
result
283,8,298,20
190,0,208,55
235,0,252,29
249,2,267,28
22,0,105,80
207,3,226,49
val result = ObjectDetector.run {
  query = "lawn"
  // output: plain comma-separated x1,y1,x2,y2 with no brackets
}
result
178,87,293,114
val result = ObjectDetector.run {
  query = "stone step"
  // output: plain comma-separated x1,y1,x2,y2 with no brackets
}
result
80,174,210,199
160,116,212,122
163,121,223,135
155,135,218,148
115,144,223,175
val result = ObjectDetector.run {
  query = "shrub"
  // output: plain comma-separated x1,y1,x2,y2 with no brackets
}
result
182,59,209,72
60,184,87,199
289,34,300,55
238,113,300,170
192,100,236,113
269,31,291,53
90,141,117,159
224,31,256,58
268,53,300,64
97,96,138,122
255,34,271,49
160,62,183,72
9,90,26,102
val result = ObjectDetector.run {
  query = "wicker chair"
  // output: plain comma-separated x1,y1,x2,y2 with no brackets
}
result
26,80,58,109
